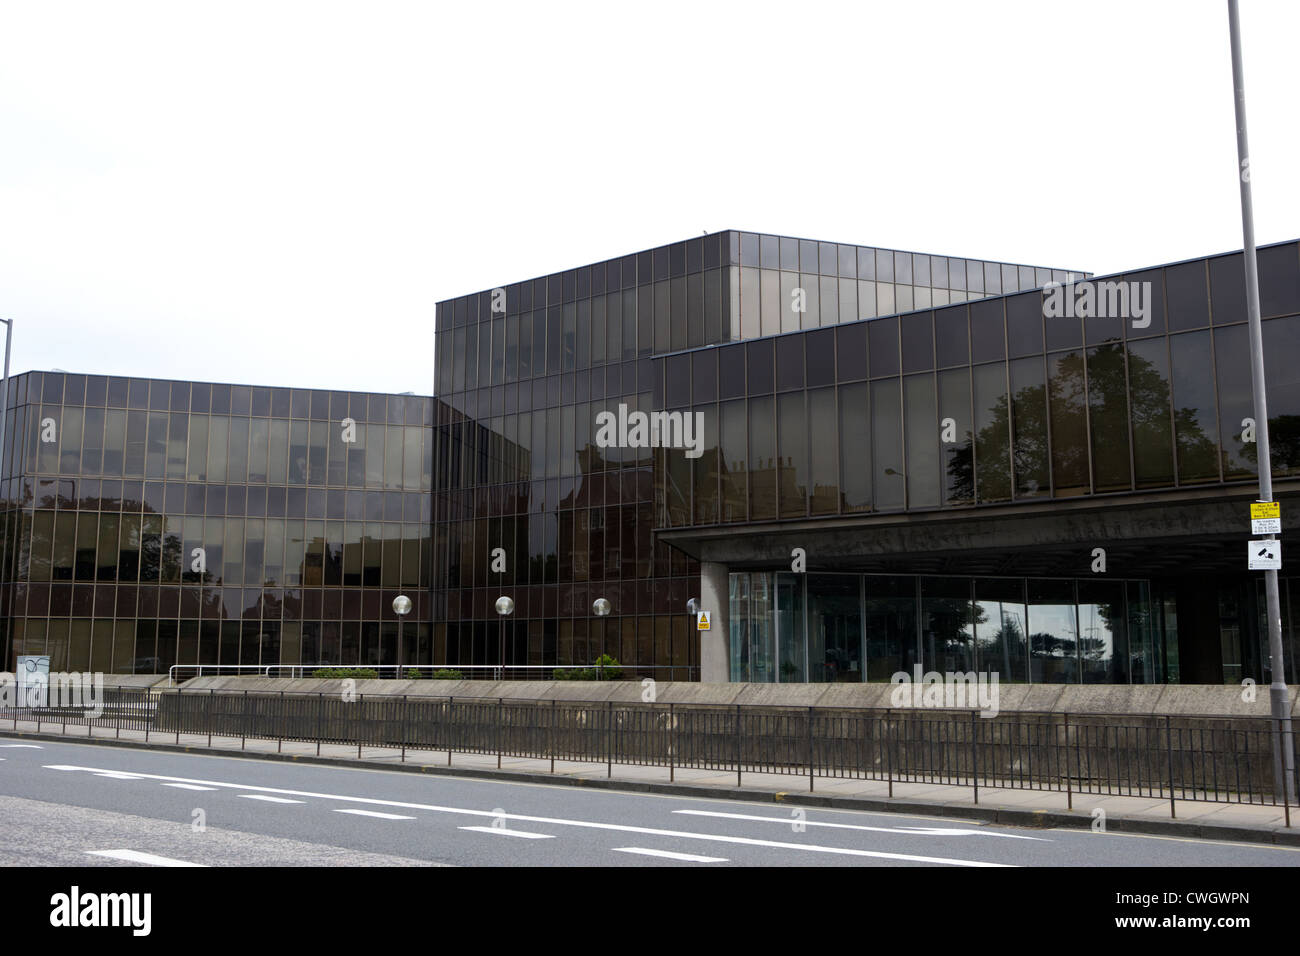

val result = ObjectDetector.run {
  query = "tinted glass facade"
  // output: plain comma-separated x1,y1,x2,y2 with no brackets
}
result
431,230,1085,680
1,373,434,673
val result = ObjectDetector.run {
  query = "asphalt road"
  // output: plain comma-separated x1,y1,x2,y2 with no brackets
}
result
1,737,1297,867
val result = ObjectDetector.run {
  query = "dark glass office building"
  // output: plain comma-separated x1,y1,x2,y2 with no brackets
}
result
434,230,1300,685
8,230,1300,686
1,375,435,674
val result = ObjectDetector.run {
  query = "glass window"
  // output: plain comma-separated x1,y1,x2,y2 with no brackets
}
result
974,578,1028,682
1127,337,1176,487
1010,357,1049,498
807,574,860,682
777,393,807,519
748,396,775,521
969,299,1005,363
720,399,747,522
1086,343,1132,492
921,576,973,673
871,380,903,510
1263,315,1300,477
1028,579,1078,684
693,402,719,524
1168,331,1220,483
938,368,973,505
1259,242,1300,318
761,269,780,337
747,339,774,394
809,388,838,516
837,324,867,382
1078,580,1125,683
1005,293,1043,357
868,316,899,378
857,280,877,319
904,374,939,509
1047,351,1089,497
839,383,870,513
863,575,917,680
776,335,804,391
934,305,969,368
973,363,1011,503
740,267,761,340
1210,254,1246,325
901,312,933,373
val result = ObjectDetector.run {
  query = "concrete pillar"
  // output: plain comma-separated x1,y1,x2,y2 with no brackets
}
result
699,561,730,682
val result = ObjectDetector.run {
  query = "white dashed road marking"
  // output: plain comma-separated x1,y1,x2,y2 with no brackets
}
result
334,809,415,820
163,783,218,791
612,847,727,862
459,826,555,839
44,764,1010,867
87,849,206,867
238,794,303,804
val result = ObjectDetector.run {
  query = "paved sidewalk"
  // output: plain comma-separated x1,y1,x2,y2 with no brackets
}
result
4,717,1298,847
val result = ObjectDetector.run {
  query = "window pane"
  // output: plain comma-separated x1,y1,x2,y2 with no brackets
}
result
777,393,807,519
973,363,1011,503
1087,343,1132,492
863,575,918,679
871,380,903,510
939,368,973,505
1263,315,1300,477
1128,337,1176,487
809,388,838,516
1168,331,1220,483
839,383,871,513
904,374,939,508
974,578,1028,682
1010,357,1049,498
1028,579,1078,684
1047,351,1089,497
748,397,774,520
921,576,973,673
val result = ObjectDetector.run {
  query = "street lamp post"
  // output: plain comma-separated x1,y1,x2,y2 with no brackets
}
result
495,595,515,680
592,598,611,678
392,595,411,678
1227,0,1294,802
0,320,13,488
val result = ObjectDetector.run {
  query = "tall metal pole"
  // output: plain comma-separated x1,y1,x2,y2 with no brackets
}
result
1227,0,1295,801
0,320,10,673
0,320,12,477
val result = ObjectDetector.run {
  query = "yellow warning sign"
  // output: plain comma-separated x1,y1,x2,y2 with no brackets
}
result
1251,501,1280,520
696,611,711,631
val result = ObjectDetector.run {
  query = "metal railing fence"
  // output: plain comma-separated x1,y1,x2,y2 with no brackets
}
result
3,686,1296,823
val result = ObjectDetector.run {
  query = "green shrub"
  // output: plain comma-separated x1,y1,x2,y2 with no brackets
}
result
552,655,624,681
311,667,379,679
431,668,464,680
404,668,424,680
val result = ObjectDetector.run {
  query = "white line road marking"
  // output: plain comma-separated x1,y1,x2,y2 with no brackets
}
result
613,847,727,862
92,772,144,780
335,809,415,820
87,849,206,867
673,809,1049,841
41,764,1011,867
239,794,303,804
0,744,43,748
459,826,555,839
163,783,218,791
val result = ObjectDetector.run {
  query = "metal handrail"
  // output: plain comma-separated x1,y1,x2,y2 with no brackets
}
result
167,662,700,685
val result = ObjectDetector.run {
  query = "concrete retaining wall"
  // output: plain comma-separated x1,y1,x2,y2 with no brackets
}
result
165,676,1299,717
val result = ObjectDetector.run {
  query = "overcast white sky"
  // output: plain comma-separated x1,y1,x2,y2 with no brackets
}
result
2,0,1297,395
